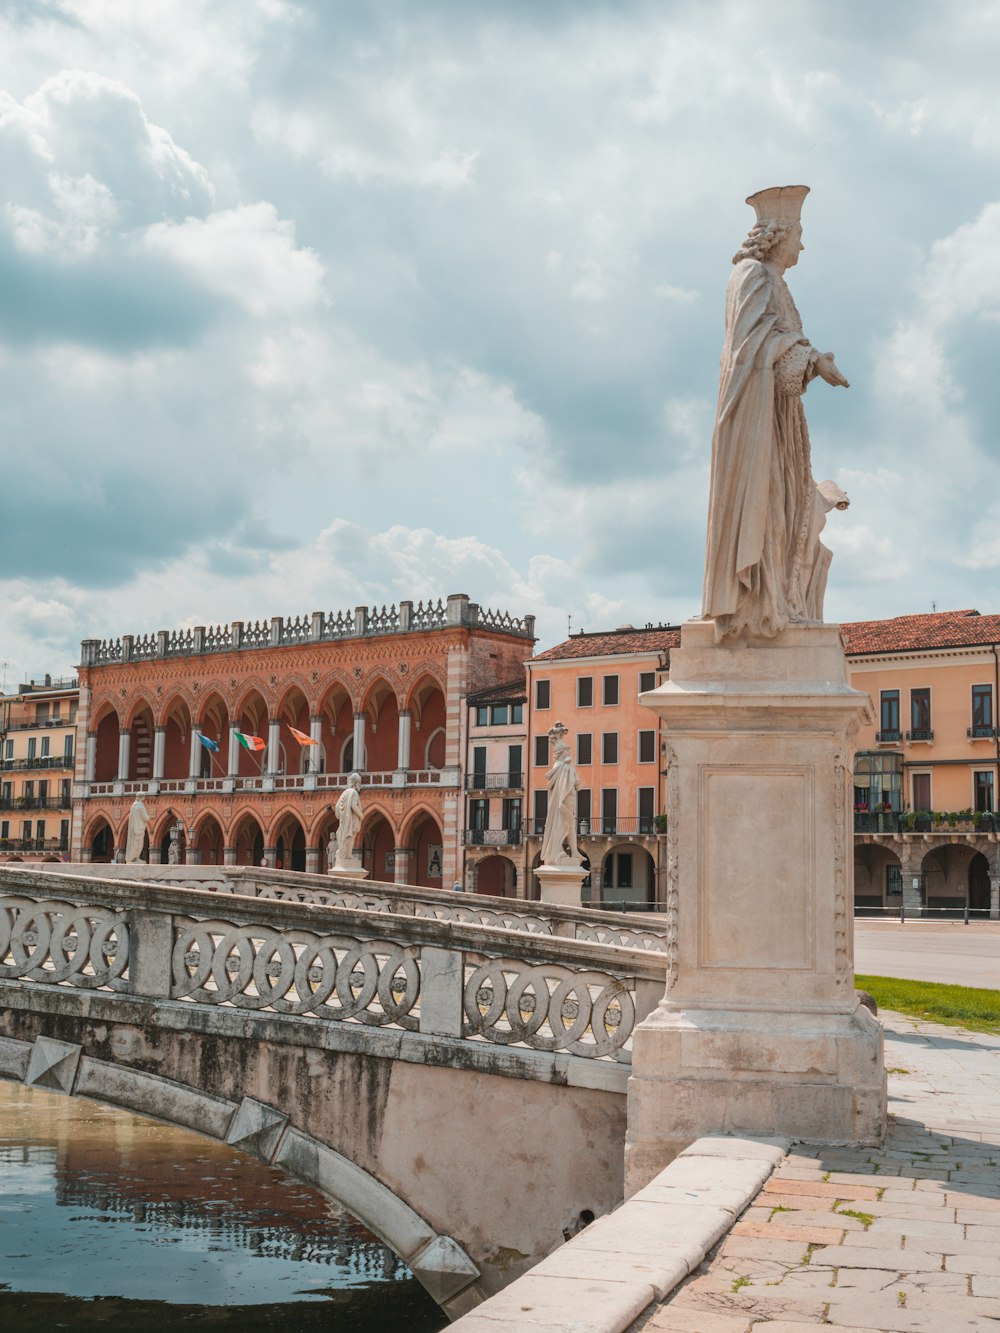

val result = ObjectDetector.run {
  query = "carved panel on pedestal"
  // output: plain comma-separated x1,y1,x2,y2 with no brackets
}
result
699,766,814,971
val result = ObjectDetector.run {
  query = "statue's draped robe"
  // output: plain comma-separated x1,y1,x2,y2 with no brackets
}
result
334,787,362,865
702,258,822,640
540,746,580,866
124,799,149,863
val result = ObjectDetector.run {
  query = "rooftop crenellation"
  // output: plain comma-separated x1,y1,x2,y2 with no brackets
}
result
80,593,536,668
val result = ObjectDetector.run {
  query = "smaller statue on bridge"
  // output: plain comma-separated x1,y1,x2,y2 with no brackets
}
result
124,796,150,863
333,772,364,870
540,722,583,868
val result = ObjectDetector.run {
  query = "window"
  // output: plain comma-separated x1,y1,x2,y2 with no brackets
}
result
35,703,49,723
35,820,45,841
909,688,932,739
22,821,31,840
886,865,903,897
577,676,593,707
4,740,12,759
0,820,7,839
510,703,523,724
475,705,489,727
24,781,34,802
912,772,931,812
638,730,656,763
879,690,900,739
639,671,656,694
602,732,619,764
975,771,994,813
601,788,618,833
60,779,71,807
40,736,50,758
602,675,619,706
577,733,592,765
27,738,36,761
502,797,521,834
638,786,655,832
532,789,548,833
972,685,993,737
615,852,633,889
535,679,550,710
470,746,487,789
469,798,490,831
1,781,10,804
60,819,69,849
534,734,549,766
490,705,509,725
507,744,523,786
577,788,592,827
38,781,48,803
63,734,74,761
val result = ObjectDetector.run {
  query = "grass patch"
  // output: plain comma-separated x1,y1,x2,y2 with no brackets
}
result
731,1275,750,1292
855,974,1000,1034
834,1205,874,1230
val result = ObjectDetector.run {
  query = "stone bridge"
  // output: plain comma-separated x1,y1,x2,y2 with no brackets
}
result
0,865,667,1319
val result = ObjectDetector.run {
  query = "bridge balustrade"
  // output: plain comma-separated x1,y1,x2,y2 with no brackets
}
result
49,863,669,953
0,867,665,1066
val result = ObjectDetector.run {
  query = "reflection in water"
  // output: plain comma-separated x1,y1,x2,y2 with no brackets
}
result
0,1081,445,1331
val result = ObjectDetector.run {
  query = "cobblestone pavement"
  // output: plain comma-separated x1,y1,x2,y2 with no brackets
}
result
635,1012,1000,1332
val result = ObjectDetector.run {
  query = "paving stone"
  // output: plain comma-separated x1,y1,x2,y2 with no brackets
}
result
761,1178,880,1201
867,1216,966,1242
730,1220,845,1245
808,1245,942,1272
640,1308,753,1332
718,1236,818,1264
825,1292,994,1331
971,1274,1000,1298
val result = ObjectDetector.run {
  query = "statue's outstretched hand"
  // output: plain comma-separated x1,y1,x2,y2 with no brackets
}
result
816,351,849,388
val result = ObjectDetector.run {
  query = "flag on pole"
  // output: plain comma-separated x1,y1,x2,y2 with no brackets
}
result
288,725,319,747
235,730,266,752
196,732,220,753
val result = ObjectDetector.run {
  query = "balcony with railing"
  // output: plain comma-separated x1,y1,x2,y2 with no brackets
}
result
525,817,662,838
0,837,69,854
875,729,902,744
82,768,459,798
2,718,77,732
0,797,73,812
462,827,523,847
905,728,934,743
464,771,524,791
853,809,903,834
1,754,75,771
967,724,996,739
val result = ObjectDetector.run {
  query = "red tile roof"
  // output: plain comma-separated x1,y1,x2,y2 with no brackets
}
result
533,626,682,662
842,609,1000,655
467,674,527,704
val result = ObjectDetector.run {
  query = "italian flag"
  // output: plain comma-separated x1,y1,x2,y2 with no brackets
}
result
235,730,266,752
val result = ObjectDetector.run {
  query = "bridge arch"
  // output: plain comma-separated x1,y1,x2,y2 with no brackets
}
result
0,1045,482,1316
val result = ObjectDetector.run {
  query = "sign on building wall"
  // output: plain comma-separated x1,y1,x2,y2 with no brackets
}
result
427,844,443,878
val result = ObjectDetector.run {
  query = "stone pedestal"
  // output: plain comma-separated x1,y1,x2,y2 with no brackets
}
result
535,864,587,908
625,621,886,1195
328,863,369,881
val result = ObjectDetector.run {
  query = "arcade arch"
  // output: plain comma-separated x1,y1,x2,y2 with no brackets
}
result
407,675,446,771
402,808,444,890
361,809,395,883
232,812,265,868
854,844,903,911
600,845,655,908
361,677,400,773
473,855,517,897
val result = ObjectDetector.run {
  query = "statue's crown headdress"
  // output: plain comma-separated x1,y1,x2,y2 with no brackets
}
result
746,185,809,224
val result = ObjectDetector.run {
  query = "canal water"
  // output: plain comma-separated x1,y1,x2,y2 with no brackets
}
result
0,1081,446,1330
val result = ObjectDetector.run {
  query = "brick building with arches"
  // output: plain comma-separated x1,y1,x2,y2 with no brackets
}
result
72,595,534,889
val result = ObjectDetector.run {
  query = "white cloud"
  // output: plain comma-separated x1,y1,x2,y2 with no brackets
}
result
143,203,324,316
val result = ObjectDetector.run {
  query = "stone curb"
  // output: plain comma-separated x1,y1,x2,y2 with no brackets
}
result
448,1134,789,1332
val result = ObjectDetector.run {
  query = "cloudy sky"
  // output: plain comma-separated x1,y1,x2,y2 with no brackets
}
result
3,0,1000,686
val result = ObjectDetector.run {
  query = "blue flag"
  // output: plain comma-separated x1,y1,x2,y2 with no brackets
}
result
196,732,219,753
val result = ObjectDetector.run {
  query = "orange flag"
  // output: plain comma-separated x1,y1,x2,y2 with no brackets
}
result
288,725,319,747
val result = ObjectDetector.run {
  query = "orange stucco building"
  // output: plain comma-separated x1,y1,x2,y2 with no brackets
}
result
73,594,535,888
523,625,678,907
843,608,1000,918
1,676,78,863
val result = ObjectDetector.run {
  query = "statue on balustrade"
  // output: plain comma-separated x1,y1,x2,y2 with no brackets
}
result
124,795,150,863
702,185,850,642
333,772,364,869
540,722,582,867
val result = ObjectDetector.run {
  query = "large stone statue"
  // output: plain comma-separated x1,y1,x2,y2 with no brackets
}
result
124,796,149,863
702,185,850,641
333,772,363,869
540,722,582,867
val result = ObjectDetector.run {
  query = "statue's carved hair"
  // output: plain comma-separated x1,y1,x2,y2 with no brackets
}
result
732,218,791,264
